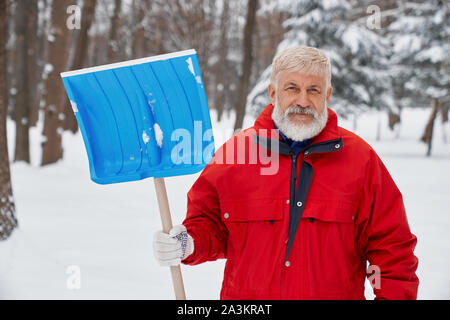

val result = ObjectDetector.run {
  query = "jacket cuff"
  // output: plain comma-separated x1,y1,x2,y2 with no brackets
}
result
373,277,419,300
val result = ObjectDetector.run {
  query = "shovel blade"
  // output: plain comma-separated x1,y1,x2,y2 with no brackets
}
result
61,50,214,184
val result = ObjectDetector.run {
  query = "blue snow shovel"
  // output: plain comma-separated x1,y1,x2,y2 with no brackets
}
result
61,49,215,300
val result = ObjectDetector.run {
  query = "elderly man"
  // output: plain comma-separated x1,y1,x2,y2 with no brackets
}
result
153,46,419,300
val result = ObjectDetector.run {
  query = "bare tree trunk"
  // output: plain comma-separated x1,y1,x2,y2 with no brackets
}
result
388,110,401,131
441,104,448,143
63,0,97,133
72,0,97,70
255,10,286,77
27,0,39,128
131,0,146,58
13,0,32,163
234,0,258,132
421,98,441,157
214,0,230,123
6,0,15,121
388,108,402,138
31,0,52,126
41,0,72,166
91,12,102,66
107,0,122,63
0,0,18,240
441,104,449,123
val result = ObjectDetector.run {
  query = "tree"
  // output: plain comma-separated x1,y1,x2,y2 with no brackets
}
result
149,0,219,101
247,0,393,120
107,0,122,62
389,0,450,156
30,0,53,127
234,0,258,131
12,0,39,162
63,0,98,133
41,0,73,165
73,0,97,70
13,0,34,163
0,0,18,240
212,0,230,122
130,0,148,59
25,0,39,128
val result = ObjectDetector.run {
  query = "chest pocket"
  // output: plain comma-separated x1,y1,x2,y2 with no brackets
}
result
300,198,356,250
302,198,355,223
220,198,285,222
220,198,287,257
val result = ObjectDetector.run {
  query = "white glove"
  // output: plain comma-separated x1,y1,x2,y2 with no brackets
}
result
153,224,194,266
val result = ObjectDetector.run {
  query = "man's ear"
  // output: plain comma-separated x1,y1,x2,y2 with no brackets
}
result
326,86,333,106
268,84,276,106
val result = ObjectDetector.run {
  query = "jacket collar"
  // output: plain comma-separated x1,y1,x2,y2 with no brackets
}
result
253,104,343,155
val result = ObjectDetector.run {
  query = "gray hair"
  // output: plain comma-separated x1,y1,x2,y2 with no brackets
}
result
270,45,332,89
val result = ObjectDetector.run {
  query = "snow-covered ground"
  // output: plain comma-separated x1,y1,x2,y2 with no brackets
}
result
0,107,449,299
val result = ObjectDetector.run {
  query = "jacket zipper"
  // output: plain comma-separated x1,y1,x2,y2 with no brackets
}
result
282,150,301,298
288,152,300,234
281,138,341,297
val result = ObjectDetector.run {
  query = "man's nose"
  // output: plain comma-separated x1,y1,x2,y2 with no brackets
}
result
294,90,311,107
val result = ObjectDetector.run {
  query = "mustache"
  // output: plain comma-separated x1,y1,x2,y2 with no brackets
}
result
284,106,318,119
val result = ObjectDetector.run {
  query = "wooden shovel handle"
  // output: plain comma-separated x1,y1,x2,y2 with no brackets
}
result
153,177,187,300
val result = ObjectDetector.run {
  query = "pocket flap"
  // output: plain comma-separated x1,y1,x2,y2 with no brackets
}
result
302,199,355,223
220,198,285,222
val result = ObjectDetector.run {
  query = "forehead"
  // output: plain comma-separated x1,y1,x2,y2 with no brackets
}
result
278,69,326,87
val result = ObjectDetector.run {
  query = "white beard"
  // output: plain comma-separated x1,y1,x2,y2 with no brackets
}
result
271,97,328,142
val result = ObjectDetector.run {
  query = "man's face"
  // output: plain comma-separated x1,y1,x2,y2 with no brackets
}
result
268,69,332,125
268,69,333,142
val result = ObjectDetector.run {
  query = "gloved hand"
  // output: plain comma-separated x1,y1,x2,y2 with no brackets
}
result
153,224,194,266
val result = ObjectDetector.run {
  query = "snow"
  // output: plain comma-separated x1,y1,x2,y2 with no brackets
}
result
142,131,150,144
43,63,54,77
321,0,344,10
389,16,425,33
70,101,78,113
416,46,447,64
186,57,195,77
351,84,370,103
153,123,163,148
341,25,360,55
47,34,55,43
1,107,449,299
186,57,202,84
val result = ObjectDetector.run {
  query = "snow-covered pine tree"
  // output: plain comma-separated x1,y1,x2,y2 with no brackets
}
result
388,0,450,156
247,0,394,121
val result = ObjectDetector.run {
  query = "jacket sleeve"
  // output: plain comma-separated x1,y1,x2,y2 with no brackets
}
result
181,162,228,265
356,148,419,300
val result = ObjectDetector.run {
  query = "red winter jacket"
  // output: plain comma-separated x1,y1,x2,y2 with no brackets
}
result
182,104,419,300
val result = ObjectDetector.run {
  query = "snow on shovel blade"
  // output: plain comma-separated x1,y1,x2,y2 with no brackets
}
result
60,49,215,184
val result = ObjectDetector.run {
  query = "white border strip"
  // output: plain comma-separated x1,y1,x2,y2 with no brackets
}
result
61,49,197,78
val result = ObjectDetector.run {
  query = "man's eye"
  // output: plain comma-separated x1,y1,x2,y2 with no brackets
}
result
309,89,319,93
